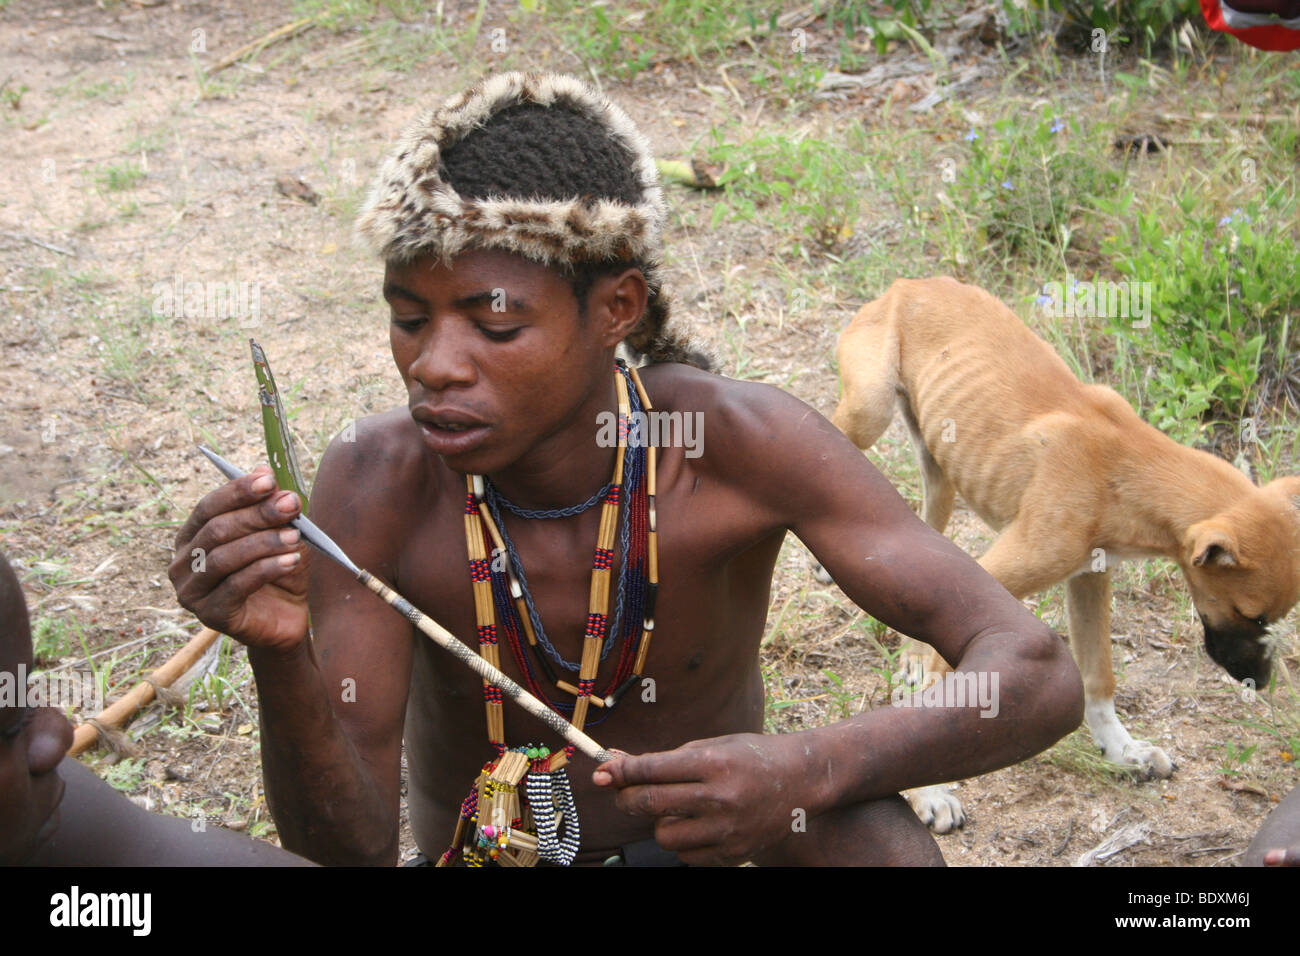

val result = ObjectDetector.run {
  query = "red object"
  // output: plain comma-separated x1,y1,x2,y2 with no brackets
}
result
1200,0,1300,50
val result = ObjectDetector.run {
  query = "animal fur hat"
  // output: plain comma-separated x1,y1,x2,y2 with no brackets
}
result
355,72,708,367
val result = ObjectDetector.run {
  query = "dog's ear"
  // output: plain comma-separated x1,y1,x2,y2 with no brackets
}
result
1186,520,1239,569
1262,476,1300,514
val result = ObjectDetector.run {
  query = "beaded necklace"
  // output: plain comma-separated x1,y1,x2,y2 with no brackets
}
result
438,360,660,867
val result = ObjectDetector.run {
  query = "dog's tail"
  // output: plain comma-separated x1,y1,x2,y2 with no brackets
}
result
830,295,901,451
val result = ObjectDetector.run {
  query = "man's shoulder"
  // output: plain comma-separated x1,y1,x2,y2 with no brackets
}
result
637,362,832,468
312,406,436,505
637,362,802,421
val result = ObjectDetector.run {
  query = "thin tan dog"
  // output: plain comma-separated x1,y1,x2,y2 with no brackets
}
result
819,276,1300,832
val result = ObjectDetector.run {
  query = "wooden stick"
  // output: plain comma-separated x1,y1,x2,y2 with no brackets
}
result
68,627,222,756
209,17,317,73
357,571,615,763
199,445,619,763
3,231,76,257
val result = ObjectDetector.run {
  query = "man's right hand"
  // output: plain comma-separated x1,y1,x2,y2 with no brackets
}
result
169,463,310,652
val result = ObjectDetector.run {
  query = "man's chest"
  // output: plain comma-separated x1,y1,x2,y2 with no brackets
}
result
392,472,783,694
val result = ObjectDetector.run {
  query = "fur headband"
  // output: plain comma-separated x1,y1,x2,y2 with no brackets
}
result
354,71,667,270
354,72,714,370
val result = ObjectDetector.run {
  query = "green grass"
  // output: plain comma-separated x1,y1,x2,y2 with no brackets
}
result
52,72,134,103
98,757,148,792
31,617,77,664
1,81,26,110
95,162,145,192
542,0,787,80
292,0,428,27
708,122,871,256
1038,726,1150,783
124,125,172,156
1102,185,1300,445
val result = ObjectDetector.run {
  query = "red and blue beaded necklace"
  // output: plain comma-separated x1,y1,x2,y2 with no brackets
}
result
440,360,660,866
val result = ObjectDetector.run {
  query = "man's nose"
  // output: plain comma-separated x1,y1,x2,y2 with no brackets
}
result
410,321,476,391
27,708,74,776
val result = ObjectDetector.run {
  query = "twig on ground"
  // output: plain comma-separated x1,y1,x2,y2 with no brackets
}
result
68,627,223,756
209,18,318,74
3,231,75,257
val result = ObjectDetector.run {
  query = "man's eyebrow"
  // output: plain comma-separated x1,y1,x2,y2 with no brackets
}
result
453,290,529,312
382,284,529,312
382,281,428,305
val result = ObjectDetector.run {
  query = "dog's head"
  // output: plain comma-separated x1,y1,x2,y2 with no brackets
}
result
1178,477,1300,686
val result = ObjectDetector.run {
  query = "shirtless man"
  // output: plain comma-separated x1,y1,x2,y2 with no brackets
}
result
0,550,308,866
169,73,1083,866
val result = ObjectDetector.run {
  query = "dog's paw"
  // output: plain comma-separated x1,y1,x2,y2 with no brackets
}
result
811,561,834,585
897,652,939,691
1104,739,1175,779
1086,699,1175,780
906,785,965,834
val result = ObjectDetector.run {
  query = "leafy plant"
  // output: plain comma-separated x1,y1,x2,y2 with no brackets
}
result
1052,0,1201,53
1217,740,1258,777
1102,189,1300,442
945,107,1119,266
992,0,1202,54
101,757,147,792
820,668,861,720
31,618,75,664
543,1,786,79
96,162,145,192
708,125,868,254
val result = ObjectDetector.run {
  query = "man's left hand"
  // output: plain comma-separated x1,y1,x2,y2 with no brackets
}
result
592,733,815,865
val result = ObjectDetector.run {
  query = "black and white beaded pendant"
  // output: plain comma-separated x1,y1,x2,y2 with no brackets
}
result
526,770,581,866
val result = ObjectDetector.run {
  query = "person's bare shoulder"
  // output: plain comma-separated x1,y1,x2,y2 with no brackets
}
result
636,362,848,493
315,406,431,493
308,406,443,581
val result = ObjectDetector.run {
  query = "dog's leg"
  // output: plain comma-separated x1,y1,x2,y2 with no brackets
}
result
829,316,899,453
896,400,958,687
814,315,901,586
1066,571,1174,778
976,522,1084,600
899,399,954,534
904,522,1085,834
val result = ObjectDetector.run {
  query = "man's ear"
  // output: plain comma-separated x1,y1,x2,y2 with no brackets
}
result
1185,519,1240,569
594,268,648,348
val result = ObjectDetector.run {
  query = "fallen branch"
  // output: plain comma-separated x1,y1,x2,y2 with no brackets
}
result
3,231,76,257
1074,820,1150,867
1155,110,1296,125
209,17,318,74
68,627,223,757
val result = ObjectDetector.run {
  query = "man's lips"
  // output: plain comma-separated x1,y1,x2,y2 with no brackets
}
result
412,407,489,429
412,407,491,455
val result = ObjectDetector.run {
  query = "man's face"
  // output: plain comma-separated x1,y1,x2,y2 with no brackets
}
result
0,591,74,865
384,248,615,475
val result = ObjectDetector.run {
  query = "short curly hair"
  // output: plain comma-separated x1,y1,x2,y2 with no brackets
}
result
441,103,644,318
354,72,711,369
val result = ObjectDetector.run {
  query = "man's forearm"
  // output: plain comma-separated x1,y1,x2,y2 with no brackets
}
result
793,624,1083,818
248,640,397,866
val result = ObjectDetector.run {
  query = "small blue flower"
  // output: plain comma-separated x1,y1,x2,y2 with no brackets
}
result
964,128,978,142
1034,293,1053,308
1001,179,1014,190
1218,215,1233,227
1050,118,1065,134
